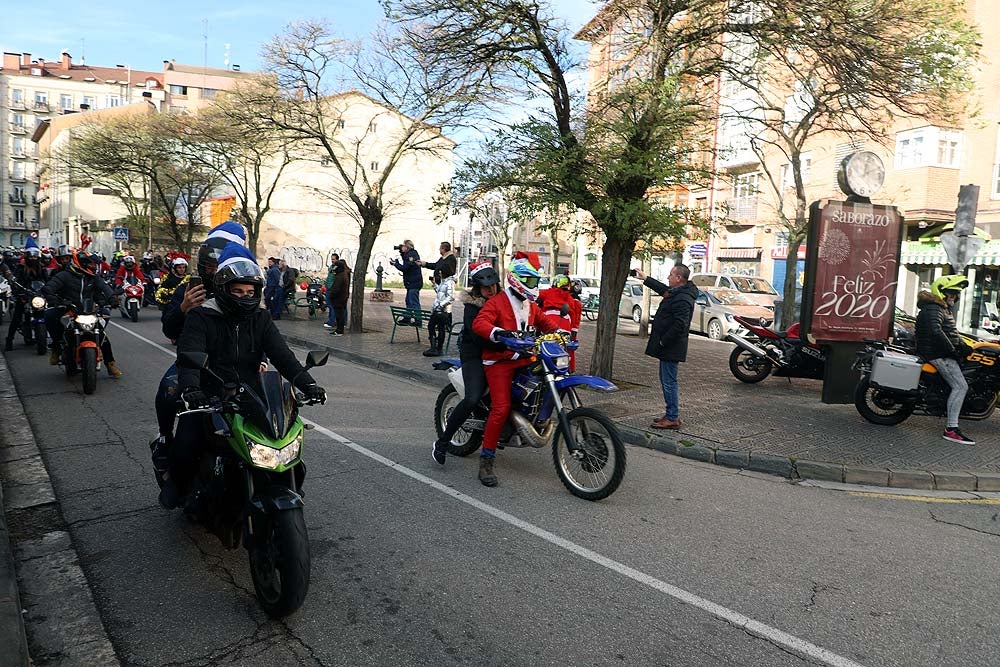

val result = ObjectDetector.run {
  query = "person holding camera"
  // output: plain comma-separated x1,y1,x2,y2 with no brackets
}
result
391,240,422,323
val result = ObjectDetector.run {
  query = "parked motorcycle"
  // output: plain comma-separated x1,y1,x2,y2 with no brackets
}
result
117,278,144,322
853,339,1000,425
57,299,110,395
433,332,626,500
727,315,825,383
173,349,328,618
304,280,326,319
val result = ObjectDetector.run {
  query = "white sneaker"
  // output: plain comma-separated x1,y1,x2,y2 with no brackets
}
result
323,323,333,329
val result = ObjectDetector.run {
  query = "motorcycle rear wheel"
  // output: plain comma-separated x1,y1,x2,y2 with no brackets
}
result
552,407,626,501
728,347,773,384
81,347,98,395
854,376,914,425
249,508,311,618
434,384,483,456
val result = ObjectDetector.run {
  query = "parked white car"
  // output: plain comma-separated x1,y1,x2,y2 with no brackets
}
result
568,275,601,300
618,279,661,322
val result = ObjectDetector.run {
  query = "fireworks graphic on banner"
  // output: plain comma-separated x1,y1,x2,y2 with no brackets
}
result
818,228,850,265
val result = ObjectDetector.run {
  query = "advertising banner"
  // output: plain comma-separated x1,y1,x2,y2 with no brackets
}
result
801,200,904,342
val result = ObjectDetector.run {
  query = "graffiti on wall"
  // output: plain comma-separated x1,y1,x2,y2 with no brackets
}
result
278,245,399,277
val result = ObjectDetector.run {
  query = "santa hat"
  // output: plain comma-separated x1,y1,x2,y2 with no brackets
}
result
24,236,38,250
206,220,247,246
469,261,493,277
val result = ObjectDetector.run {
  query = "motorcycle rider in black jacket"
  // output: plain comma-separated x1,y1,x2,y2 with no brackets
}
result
41,251,121,377
162,242,326,508
5,247,45,351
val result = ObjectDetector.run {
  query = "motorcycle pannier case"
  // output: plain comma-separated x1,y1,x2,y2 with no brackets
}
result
870,350,923,391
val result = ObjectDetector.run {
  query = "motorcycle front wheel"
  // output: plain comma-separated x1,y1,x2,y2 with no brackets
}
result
434,384,482,456
129,301,138,323
552,407,626,501
81,347,98,395
249,508,311,618
34,321,46,355
728,347,773,384
854,376,914,425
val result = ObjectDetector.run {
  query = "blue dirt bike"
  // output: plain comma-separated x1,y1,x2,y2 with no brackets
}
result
433,332,626,500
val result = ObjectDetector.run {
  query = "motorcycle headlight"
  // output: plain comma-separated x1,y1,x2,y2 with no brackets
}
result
31,296,45,309
247,434,302,470
75,314,98,331
553,354,570,370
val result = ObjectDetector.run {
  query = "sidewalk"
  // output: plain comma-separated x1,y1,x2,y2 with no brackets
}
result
277,289,1000,492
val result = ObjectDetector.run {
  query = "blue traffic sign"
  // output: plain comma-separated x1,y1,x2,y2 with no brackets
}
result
113,227,129,242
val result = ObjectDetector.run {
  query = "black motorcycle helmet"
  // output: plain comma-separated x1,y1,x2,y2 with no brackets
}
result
469,264,500,289
214,249,265,319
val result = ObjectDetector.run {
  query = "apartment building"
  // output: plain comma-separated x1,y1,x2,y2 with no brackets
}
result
576,2,1000,330
0,51,165,248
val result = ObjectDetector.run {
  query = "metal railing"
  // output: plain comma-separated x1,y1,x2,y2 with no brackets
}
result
33,100,50,112
723,198,758,222
7,194,26,204
9,123,26,134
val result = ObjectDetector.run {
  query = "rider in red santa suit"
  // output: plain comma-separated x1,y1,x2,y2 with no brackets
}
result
536,273,582,371
471,258,565,487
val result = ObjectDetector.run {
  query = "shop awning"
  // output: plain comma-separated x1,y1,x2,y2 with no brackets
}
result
901,240,1000,266
716,247,761,259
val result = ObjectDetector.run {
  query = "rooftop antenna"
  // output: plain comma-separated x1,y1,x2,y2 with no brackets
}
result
80,37,85,66
224,43,230,69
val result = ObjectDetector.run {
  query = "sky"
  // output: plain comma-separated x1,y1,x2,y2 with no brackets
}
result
1,0,601,75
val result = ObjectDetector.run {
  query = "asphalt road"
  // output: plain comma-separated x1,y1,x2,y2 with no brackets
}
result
6,312,1000,666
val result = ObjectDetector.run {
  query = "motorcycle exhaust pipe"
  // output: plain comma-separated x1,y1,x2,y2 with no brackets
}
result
509,412,555,449
728,333,787,367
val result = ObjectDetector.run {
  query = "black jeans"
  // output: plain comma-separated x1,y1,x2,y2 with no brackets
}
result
428,311,451,349
441,357,486,441
5,299,27,343
333,306,347,333
171,412,208,492
154,364,178,437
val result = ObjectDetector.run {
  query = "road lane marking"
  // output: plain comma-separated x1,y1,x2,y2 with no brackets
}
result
122,323,868,667
847,492,1000,504
109,321,176,356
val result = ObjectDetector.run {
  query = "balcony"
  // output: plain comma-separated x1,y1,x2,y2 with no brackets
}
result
7,194,26,205
9,173,26,183
9,123,26,135
4,217,27,229
10,99,26,111
723,197,759,223
27,218,39,230
33,100,51,112
10,149,26,159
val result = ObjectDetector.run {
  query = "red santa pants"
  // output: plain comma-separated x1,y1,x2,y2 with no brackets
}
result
482,358,533,454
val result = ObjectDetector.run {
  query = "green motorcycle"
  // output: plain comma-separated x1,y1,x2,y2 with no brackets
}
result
175,349,328,618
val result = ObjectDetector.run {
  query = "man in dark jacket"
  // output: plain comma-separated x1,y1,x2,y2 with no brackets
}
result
391,239,422,322
5,246,45,351
915,275,974,445
165,243,326,507
635,264,697,430
265,257,282,319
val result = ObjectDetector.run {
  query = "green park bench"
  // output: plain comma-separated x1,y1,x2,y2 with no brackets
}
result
389,306,433,343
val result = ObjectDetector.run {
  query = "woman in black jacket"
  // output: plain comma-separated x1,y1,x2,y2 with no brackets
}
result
328,260,350,335
431,263,502,465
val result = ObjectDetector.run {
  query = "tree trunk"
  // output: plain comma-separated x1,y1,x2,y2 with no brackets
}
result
590,237,635,379
781,233,805,328
349,214,381,333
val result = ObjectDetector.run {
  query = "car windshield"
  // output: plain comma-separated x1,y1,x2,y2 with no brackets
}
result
709,288,755,305
578,278,599,287
730,277,777,294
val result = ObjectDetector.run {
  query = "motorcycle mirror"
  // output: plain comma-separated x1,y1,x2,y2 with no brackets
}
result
177,351,210,370
305,350,329,370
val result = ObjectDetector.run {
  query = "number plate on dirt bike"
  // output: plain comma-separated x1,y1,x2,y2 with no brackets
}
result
871,350,922,391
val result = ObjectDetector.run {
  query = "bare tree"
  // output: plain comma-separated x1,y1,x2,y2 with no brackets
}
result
234,20,485,332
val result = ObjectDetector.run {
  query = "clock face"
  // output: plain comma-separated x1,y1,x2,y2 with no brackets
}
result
842,151,885,198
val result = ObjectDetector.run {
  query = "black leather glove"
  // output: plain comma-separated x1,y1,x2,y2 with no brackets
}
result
302,384,327,405
180,388,210,410
956,342,973,359
496,329,518,340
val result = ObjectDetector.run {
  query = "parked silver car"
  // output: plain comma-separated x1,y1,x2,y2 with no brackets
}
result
618,279,661,322
692,287,774,340
691,273,779,310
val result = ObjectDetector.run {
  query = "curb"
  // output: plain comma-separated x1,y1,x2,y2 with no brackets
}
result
281,330,993,493
0,351,119,666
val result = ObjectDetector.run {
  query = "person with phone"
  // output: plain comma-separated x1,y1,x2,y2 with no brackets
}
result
155,256,190,309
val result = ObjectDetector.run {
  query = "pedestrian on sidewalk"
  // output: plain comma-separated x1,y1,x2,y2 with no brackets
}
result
391,240,422,323
328,259,350,336
418,242,457,356
634,264,697,430
916,275,975,445
323,253,340,329
265,257,282,320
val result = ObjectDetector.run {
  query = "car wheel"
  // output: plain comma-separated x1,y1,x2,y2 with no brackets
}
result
632,305,641,323
707,318,724,340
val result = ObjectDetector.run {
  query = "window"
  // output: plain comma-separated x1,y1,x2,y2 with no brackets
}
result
369,121,377,133
779,154,812,189
11,89,23,104
105,95,121,108
34,91,47,104
13,209,24,224
168,84,188,95
895,127,962,169
11,113,23,130
12,137,24,156
733,172,759,200
370,161,380,171
337,119,346,129
201,88,218,100
13,186,24,202
60,94,73,110
82,96,95,109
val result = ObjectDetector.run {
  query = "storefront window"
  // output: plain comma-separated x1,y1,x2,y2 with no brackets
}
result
972,269,1000,332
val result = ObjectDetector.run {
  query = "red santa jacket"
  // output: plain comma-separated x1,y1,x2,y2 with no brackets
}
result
115,265,146,286
536,287,582,334
473,291,565,363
